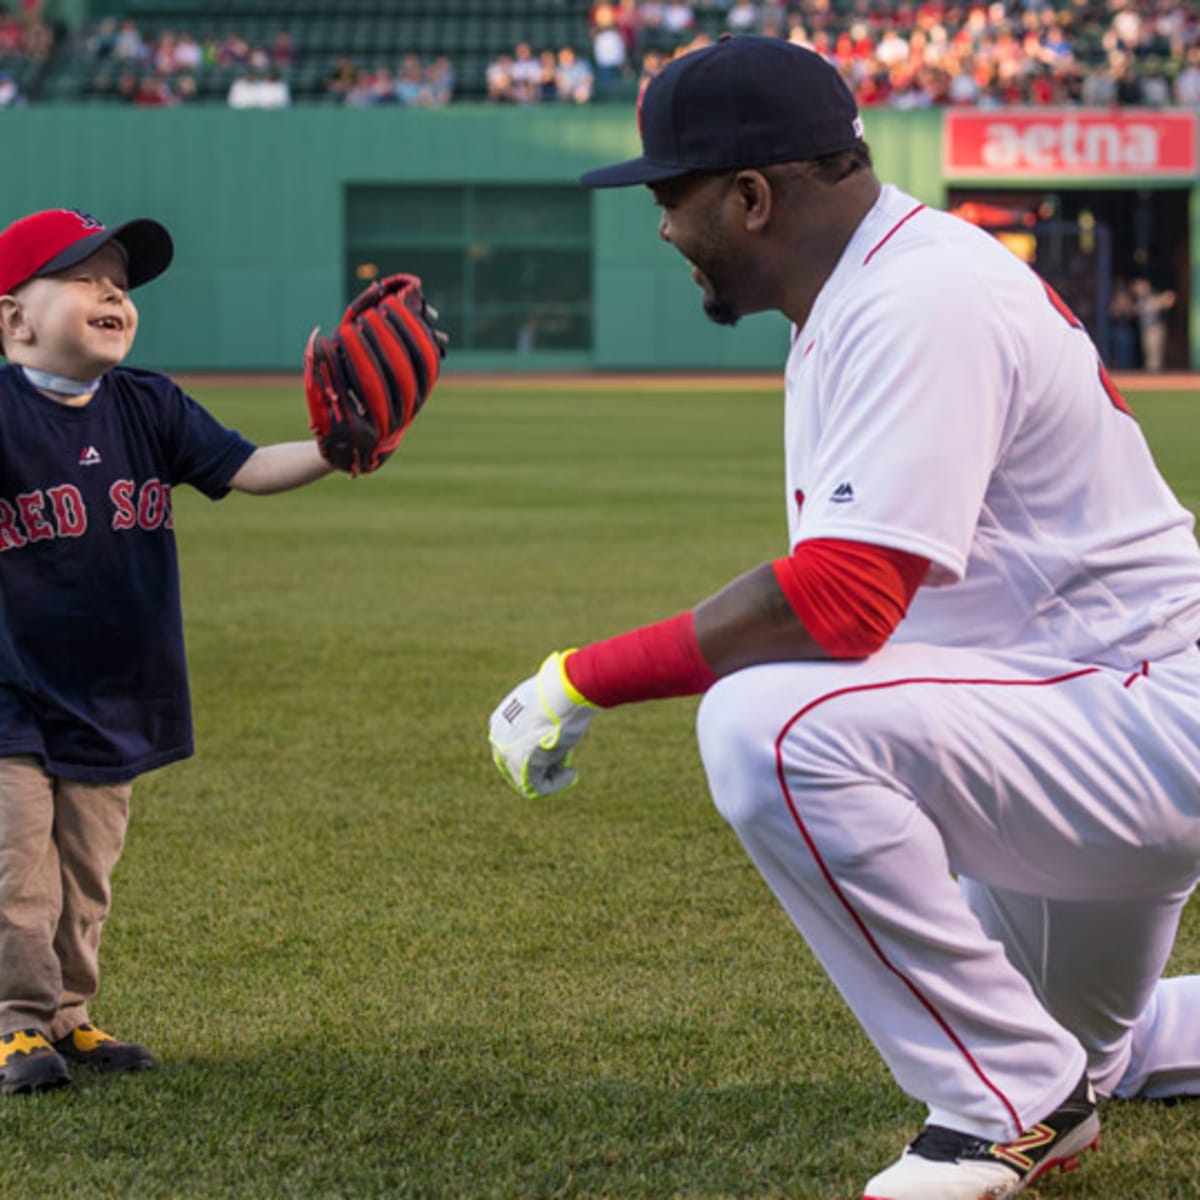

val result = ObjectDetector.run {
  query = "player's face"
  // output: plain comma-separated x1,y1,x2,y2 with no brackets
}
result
652,173,750,327
15,243,138,379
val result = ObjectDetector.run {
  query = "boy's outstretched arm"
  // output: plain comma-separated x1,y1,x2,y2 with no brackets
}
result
230,441,333,494
231,273,446,496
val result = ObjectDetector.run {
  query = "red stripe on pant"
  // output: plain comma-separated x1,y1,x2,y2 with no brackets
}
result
771,667,1100,1135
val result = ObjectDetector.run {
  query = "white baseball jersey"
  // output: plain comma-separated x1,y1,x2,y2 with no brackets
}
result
784,184,1200,669
695,183,1200,1155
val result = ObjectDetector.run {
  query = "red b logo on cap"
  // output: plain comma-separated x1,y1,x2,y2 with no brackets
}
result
62,209,105,232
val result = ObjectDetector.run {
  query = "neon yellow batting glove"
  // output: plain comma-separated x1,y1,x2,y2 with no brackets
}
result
488,651,598,798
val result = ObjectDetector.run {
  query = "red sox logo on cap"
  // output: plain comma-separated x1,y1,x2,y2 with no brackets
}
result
62,209,106,232
0,208,173,297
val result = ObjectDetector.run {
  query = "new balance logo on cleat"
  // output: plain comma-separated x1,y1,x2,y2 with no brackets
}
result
862,1072,1099,1200
831,481,855,502
78,445,101,466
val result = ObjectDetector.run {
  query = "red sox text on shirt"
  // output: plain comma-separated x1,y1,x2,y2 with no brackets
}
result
0,479,174,550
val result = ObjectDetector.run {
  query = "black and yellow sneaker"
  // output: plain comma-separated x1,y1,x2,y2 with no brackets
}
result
53,1023,154,1073
0,1029,71,1094
862,1071,1099,1199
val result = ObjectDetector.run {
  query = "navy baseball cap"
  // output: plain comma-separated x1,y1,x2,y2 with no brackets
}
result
0,208,173,296
580,36,864,189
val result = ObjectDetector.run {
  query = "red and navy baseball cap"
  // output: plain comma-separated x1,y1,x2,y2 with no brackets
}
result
580,36,864,189
0,208,174,296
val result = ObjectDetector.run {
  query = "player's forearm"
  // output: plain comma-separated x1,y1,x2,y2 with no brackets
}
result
230,441,334,494
563,564,823,709
693,562,827,675
565,543,926,707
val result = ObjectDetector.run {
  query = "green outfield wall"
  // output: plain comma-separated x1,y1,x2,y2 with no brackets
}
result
0,105,1194,371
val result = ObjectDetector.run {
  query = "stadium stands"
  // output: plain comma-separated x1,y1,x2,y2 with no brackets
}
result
45,0,596,103
7,1,1200,107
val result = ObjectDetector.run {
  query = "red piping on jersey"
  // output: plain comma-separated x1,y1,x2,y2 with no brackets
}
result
771,666,1100,1136
1123,661,1149,688
863,204,926,266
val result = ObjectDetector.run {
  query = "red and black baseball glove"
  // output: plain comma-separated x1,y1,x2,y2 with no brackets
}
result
304,274,447,476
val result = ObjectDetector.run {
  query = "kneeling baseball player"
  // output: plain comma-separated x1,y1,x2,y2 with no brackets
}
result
0,207,443,1093
489,37,1200,1200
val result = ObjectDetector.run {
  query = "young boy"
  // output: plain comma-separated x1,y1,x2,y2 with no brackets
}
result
0,208,337,1094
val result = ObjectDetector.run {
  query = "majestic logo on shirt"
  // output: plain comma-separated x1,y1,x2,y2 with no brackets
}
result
831,482,856,503
78,445,101,467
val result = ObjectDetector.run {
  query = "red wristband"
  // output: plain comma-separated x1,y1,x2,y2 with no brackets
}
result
563,611,718,708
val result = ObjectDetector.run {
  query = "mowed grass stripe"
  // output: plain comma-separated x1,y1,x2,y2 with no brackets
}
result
4,380,1197,1199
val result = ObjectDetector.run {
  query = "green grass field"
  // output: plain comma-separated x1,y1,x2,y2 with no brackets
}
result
5,379,1200,1199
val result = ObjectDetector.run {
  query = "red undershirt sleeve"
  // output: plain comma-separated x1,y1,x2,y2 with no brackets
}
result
771,538,929,658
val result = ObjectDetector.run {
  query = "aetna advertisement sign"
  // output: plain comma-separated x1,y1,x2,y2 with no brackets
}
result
944,110,1197,178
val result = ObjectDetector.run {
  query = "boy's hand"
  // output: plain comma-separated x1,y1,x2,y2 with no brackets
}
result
304,274,447,476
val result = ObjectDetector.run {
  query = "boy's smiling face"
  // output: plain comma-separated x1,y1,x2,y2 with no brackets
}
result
3,242,138,383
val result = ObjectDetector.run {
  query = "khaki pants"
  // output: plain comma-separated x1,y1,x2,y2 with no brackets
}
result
0,756,132,1041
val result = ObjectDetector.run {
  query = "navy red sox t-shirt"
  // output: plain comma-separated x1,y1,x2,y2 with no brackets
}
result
0,365,256,782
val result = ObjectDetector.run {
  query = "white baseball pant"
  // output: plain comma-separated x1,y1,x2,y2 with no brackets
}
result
696,641,1200,1141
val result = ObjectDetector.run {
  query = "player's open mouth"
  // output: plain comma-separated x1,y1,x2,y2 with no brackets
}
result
90,317,124,332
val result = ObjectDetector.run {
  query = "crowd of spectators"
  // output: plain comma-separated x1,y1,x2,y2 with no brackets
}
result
588,0,1200,109
86,18,296,76
0,0,53,106
2,2,1199,110
486,42,595,103
326,55,455,107
0,1,52,62
77,16,455,108
82,17,298,107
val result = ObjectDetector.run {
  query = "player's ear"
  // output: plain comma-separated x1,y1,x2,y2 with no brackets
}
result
733,170,772,233
0,294,32,348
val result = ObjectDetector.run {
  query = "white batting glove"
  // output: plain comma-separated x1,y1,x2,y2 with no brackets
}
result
489,651,597,798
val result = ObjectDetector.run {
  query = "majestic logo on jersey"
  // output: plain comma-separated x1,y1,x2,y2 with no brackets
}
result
794,489,805,516
78,445,101,467
831,482,855,503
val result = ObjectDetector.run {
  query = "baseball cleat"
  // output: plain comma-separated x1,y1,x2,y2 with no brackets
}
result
0,1028,71,1094
862,1071,1099,1199
53,1023,154,1073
